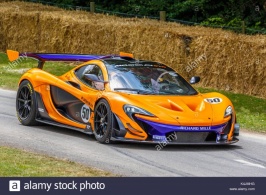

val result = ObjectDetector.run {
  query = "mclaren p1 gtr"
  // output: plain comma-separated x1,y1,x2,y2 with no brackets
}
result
8,50,240,144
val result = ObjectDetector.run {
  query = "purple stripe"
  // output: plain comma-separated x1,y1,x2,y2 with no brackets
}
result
136,117,227,136
20,53,117,62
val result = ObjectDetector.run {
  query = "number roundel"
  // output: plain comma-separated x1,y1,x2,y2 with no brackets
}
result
204,97,222,104
81,104,90,123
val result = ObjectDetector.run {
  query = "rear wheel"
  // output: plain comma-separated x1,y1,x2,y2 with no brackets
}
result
94,99,112,144
16,80,38,126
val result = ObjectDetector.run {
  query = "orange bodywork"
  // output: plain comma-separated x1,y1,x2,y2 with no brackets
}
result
17,55,238,144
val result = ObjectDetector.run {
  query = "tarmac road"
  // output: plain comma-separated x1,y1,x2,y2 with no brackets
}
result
0,88,265,176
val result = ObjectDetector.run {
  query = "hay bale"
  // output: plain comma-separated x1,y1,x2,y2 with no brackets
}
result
0,1,265,97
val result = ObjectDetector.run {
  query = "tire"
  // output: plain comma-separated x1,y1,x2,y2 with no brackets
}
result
93,99,113,144
16,80,39,126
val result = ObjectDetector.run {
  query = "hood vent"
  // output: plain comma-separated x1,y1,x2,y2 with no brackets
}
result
157,100,184,112
186,100,206,112
157,99,206,112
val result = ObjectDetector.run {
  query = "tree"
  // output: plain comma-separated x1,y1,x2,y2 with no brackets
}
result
30,0,266,30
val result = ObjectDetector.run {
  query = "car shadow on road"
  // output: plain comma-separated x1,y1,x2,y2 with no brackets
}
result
28,124,243,152
109,141,242,152
26,124,96,141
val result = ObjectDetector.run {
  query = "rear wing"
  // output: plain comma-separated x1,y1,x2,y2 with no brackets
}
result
24,53,112,69
6,50,134,69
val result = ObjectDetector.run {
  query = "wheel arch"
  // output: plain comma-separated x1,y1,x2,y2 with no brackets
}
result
18,73,37,88
93,97,124,136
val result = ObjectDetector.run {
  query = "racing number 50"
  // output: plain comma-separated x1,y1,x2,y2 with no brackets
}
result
82,107,90,120
204,97,223,104
81,104,90,123
208,98,221,103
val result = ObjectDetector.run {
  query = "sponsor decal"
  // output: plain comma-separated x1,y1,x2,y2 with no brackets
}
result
81,96,91,106
153,135,166,140
179,126,211,131
115,64,166,68
27,83,33,94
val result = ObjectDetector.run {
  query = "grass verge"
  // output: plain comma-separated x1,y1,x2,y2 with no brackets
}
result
198,87,266,133
0,53,265,132
0,146,113,176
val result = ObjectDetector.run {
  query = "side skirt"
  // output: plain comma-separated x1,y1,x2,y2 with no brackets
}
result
35,118,93,135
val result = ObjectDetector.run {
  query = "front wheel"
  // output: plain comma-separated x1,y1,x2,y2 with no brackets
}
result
93,99,112,144
16,80,39,126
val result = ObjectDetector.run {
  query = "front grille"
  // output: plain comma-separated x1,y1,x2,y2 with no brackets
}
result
205,132,217,141
166,132,209,143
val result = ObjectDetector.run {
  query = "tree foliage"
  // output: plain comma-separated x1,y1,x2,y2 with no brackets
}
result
39,0,266,29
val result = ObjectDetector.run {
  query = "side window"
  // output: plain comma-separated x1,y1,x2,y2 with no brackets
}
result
75,65,104,90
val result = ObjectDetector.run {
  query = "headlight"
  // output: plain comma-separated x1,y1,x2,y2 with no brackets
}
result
123,105,154,120
224,106,233,117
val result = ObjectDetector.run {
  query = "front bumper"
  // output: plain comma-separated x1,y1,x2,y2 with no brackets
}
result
134,117,240,144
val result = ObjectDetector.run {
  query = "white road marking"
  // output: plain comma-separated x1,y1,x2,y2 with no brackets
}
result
235,159,265,169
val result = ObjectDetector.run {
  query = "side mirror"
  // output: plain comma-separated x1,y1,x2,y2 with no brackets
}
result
190,76,200,84
84,74,108,83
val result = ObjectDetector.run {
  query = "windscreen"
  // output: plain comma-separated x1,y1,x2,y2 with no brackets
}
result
106,62,198,95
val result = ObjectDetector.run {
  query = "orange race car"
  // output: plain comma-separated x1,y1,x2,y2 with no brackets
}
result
9,50,240,145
